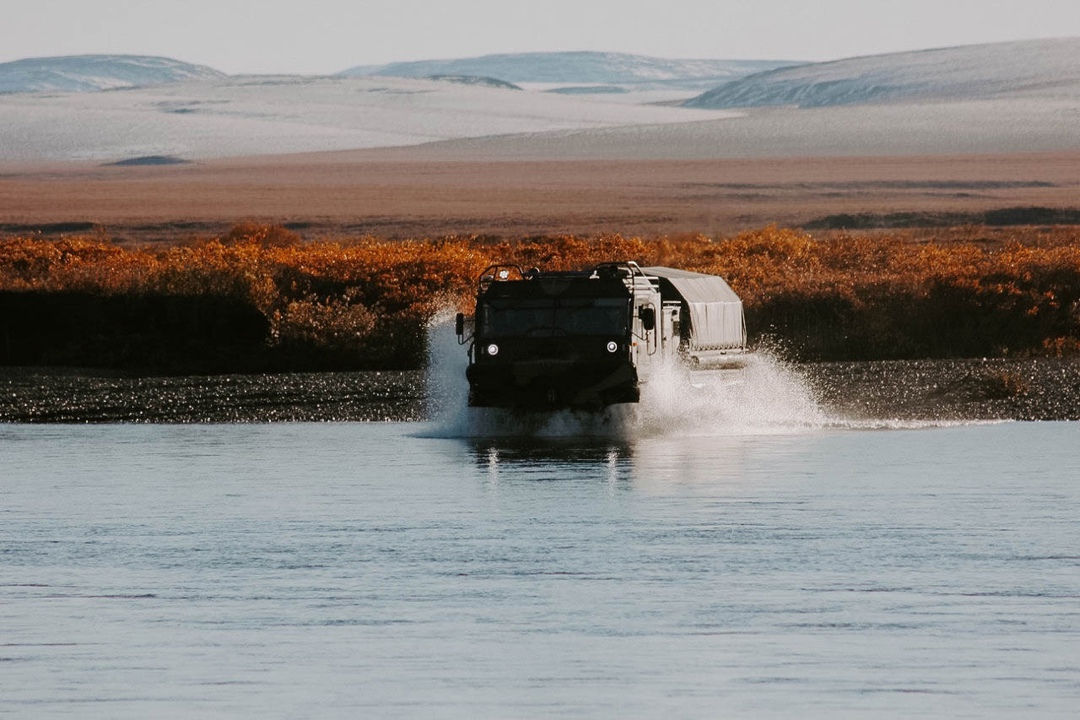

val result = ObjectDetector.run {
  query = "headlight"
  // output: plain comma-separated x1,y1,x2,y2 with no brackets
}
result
606,341,619,353
486,343,500,356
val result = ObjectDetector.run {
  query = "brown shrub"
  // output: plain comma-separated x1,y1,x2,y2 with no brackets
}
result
223,221,302,247
2,224,1080,369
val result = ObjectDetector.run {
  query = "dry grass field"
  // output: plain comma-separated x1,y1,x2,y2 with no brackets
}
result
2,151,1079,241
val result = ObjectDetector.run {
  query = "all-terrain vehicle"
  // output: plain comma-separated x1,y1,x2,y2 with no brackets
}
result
456,262,745,411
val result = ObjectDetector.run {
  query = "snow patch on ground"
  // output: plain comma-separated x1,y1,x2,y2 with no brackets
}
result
405,98,1080,160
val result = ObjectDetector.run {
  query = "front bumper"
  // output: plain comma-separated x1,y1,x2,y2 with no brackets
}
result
466,359,639,410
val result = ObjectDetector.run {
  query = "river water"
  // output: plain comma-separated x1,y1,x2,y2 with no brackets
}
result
2,352,1079,718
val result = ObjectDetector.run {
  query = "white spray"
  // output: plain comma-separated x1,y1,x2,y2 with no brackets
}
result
424,311,830,439
634,354,828,437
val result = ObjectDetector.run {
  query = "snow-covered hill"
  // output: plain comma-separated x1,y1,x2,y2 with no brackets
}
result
0,55,225,94
341,51,795,90
685,38,1080,109
0,74,735,162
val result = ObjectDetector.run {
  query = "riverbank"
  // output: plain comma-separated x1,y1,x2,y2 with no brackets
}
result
803,357,1080,422
3,358,1077,423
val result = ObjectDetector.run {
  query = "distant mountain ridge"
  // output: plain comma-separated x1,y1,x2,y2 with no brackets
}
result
6,40,1079,104
0,51,795,96
0,55,225,94
341,51,796,89
685,38,1080,109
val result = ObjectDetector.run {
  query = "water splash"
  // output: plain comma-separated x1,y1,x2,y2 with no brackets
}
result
424,308,471,426
424,312,833,439
635,354,828,437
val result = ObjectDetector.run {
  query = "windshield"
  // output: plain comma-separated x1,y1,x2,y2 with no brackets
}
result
480,297,629,338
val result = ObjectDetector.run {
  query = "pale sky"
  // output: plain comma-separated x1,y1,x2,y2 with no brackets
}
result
5,0,1080,74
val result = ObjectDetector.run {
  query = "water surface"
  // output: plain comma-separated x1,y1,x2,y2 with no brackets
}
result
2,421,1078,718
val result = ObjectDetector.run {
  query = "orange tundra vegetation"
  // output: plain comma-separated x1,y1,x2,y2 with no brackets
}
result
1,223,1080,372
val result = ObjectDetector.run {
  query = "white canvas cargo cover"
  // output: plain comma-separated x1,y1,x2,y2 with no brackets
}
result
642,267,746,351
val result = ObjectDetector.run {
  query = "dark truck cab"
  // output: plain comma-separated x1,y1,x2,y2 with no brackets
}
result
456,262,745,411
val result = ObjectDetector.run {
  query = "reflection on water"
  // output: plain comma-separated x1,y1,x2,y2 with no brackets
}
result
469,439,634,486
464,432,819,502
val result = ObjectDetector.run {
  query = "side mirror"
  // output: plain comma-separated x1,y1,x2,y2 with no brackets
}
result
455,312,465,337
639,306,656,332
